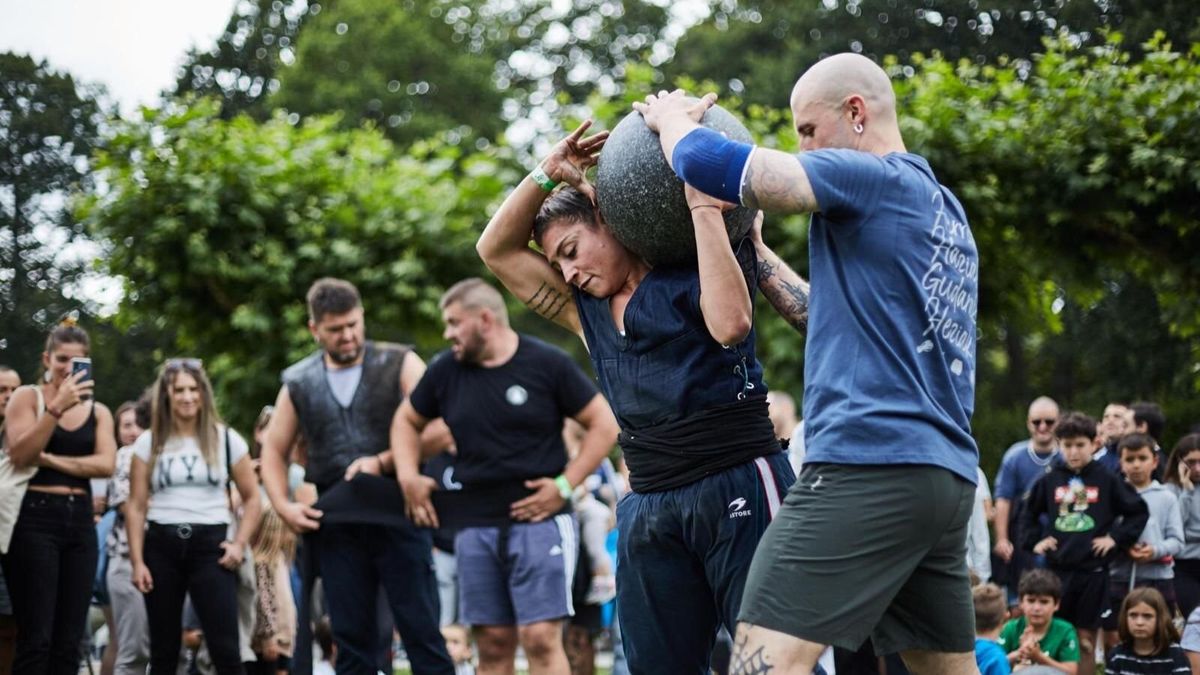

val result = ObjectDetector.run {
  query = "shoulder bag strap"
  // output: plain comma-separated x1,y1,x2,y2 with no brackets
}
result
225,425,233,501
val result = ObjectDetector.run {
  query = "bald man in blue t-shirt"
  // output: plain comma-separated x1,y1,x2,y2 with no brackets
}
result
638,53,982,675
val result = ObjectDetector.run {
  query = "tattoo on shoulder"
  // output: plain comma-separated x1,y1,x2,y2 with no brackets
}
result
743,161,764,211
742,152,815,213
730,632,775,675
526,282,569,321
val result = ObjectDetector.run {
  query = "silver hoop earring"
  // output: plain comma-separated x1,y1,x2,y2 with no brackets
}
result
854,123,864,134
44,370,52,383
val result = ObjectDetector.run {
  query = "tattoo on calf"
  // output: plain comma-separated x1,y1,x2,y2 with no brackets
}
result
731,633,775,675
526,282,569,320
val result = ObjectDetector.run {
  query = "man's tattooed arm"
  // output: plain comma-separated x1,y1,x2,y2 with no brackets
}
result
741,148,819,215
526,282,571,322
757,254,810,335
730,631,776,675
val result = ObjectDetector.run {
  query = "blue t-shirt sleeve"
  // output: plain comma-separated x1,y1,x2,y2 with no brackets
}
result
796,149,887,220
407,353,445,420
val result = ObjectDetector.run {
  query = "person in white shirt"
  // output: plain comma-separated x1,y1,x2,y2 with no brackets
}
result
126,358,261,675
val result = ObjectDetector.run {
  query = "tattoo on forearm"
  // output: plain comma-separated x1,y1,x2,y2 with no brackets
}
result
526,282,569,321
757,258,809,334
730,632,775,675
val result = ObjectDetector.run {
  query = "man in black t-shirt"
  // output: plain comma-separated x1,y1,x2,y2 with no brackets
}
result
393,278,619,675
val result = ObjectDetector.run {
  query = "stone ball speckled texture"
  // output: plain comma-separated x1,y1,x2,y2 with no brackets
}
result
596,104,756,267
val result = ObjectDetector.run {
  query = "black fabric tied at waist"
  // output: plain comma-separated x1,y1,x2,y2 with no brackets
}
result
620,395,782,493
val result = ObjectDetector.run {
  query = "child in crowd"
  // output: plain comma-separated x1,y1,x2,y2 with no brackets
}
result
250,505,297,675
1107,433,1184,648
1105,587,1190,674
1000,569,1080,674
441,624,475,675
1021,411,1149,675
974,583,1012,675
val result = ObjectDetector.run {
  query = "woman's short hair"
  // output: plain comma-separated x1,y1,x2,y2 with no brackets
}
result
532,186,595,248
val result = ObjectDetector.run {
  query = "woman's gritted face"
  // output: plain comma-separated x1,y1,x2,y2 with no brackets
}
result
541,218,634,298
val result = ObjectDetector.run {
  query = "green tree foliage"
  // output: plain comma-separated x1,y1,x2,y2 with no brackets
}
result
272,0,508,147
173,0,309,119
666,0,1200,108
478,0,673,107
78,99,521,429
0,53,105,376
892,37,1200,343
270,0,677,147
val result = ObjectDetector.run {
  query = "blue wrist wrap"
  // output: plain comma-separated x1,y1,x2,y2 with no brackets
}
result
671,126,754,205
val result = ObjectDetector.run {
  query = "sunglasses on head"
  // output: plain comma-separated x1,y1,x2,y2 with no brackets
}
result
1030,418,1057,428
165,357,203,372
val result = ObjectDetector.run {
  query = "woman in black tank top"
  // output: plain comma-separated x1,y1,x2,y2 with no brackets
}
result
0,321,117,675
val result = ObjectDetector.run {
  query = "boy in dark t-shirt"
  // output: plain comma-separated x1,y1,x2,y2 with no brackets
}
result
1022,412,1148,675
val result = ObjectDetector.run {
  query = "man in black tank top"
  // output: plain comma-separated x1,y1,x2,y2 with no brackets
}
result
259,278,455,675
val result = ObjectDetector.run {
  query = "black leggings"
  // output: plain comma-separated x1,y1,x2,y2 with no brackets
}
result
143,522,242,675
1174,558,1200,618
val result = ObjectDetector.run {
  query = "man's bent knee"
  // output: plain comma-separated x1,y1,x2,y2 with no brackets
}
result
731,622,825,675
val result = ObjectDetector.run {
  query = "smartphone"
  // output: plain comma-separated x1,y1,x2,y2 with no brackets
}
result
71,357,93,400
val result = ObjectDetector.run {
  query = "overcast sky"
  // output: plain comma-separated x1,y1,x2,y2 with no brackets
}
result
0,0,238,115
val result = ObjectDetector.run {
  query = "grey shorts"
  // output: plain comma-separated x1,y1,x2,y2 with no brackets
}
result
738,463,976,655
456,514,577,626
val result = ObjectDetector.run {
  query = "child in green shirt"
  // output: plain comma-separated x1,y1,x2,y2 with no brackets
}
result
1000,569,1080,674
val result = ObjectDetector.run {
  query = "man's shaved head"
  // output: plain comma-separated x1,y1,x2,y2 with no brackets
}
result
791,53,897,117
789,53,905,154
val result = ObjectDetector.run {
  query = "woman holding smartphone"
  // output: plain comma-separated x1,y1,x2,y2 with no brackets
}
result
126,358,261,675
1,319,117,675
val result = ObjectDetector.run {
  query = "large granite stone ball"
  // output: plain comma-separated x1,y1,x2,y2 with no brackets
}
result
596,104,757,267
